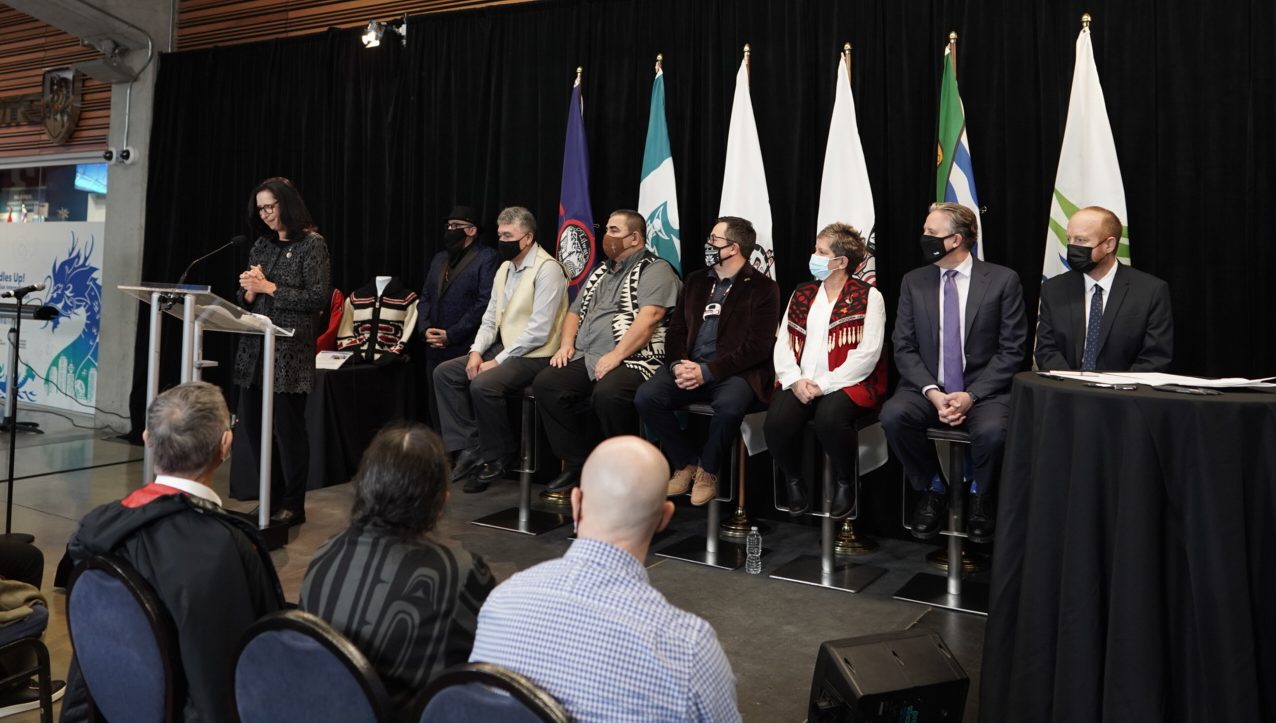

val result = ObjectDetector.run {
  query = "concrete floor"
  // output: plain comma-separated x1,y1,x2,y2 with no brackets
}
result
1,432,987,723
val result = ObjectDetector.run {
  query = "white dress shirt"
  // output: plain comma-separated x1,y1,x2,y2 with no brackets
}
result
774,284,885,395
154,474,222,506
927,253,974,394
1083,261,1117,331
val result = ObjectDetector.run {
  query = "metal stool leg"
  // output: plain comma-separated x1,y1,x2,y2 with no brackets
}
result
657,434,748,570
471,394,568,535
769,448,885,593
893,439,990,615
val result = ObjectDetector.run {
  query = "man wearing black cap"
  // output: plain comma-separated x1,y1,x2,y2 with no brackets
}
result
418,205,498,428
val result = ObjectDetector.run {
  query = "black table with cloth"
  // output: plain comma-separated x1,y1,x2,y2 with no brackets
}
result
230,362,416,498
980,372,1276,722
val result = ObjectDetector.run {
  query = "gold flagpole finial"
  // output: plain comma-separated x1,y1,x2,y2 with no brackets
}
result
655,53,663,72
949,30,958,43
743,43,751,57
1081,12,1092,29
575,66,582,82
843,42,851,55
843,42,852,76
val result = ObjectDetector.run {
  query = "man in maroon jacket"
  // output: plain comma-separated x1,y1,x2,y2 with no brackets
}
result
635,216,780,505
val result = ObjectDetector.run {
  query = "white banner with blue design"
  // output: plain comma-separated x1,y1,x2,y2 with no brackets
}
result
0,222,103,416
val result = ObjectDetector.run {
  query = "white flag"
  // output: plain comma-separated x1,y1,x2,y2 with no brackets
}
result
817,52,876,285
1043,25,1128,281
719,54,774,278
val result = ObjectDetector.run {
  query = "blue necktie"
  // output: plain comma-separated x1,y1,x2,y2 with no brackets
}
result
942,269,964,392
1082,285,1103,371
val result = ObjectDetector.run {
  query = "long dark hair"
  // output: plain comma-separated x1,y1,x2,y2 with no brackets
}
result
246,176,318,240
349,422,450,537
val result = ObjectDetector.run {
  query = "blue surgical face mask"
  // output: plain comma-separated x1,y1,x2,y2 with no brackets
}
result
808,254,832,280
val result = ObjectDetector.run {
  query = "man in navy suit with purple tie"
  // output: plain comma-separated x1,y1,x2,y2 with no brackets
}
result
881,202,1027,544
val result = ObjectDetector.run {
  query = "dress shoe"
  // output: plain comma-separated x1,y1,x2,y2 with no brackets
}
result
270,508,305,527
967,493,996,543
786,478,810,517
545,467,580,493
667,464,696,496
829,479,855,518
689,468,718,506
477,455,517,483
450,449,483,482
910,491,947,540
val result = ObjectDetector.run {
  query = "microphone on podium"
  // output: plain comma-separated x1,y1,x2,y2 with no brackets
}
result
177,235,249,286
1,283,46,299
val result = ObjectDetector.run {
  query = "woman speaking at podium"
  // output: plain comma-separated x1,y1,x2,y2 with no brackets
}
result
232,176,331,527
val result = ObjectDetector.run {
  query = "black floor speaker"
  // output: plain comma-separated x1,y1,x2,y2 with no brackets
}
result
808,628,968,722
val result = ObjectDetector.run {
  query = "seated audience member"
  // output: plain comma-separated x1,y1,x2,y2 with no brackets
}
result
880,202,1026,544
635,216,779,506
301,422,494,711
63,382,284,722
434,206,568,493
0,543,65,716
470,436,740,723
764,223,886,518
533,210,681,493
1035,205,1173,372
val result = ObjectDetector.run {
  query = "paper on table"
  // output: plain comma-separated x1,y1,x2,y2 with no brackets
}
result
1043,370,1276,388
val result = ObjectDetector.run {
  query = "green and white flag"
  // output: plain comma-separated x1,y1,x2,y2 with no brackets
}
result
936,39,984,260
639,62,681,274
1043,23,1128,280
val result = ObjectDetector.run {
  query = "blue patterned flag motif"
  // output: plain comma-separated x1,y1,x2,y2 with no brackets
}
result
556,71,596,300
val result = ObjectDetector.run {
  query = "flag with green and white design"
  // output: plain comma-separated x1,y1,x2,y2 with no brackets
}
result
639,63,681,274
1043,24,1128,280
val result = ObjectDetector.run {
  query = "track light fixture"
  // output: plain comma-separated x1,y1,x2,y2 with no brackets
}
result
361,15,407,48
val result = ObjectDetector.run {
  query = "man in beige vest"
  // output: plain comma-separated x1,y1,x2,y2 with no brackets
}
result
434,206,569,492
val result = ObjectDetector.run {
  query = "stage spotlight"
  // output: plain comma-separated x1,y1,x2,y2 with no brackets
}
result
361,20,385,48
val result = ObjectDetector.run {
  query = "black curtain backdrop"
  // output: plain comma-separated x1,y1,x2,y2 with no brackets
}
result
133,0,1276,424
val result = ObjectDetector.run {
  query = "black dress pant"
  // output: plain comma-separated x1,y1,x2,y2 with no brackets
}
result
634,365,755,475
764,388,874,483
880,389,1009,495
532,358,646,470
236,388,310,514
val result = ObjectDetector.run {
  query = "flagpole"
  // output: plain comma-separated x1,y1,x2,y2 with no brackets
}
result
1081,12,1092,30
575,65,582,86
655,52,662,73
743,43,751,80
948,31,958,80
843,41,852,77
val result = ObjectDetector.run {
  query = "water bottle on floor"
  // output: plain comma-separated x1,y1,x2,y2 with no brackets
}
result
745,526,762,574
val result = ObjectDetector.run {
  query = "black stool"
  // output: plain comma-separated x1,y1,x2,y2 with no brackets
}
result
655,404,760,570
768,415,886,593
471,387,569,535
893,427,989,615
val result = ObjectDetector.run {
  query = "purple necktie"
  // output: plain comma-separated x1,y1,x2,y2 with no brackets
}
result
943,269,964,392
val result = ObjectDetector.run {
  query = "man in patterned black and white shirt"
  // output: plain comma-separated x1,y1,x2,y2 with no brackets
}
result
469,436,739,722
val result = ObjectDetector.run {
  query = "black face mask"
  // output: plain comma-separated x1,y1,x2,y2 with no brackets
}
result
443,228,467,252
704,242,732,268
498,239,523,262
1066,243,1100,274
920,234,955,264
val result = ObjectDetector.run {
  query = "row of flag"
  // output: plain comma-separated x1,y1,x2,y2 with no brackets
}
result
555,19,1127,299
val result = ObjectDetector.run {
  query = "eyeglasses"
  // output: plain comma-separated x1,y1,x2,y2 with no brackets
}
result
229,414,239,430
256,203,278,215
706,233,734,247
446,222,474,231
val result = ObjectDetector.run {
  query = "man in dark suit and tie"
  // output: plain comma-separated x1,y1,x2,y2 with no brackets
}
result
1035,206,1173,372
418,205,498,428
881,202,1027,543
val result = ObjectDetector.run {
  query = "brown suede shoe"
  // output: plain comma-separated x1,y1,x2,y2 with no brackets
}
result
690,468,718,506
667,464,696,496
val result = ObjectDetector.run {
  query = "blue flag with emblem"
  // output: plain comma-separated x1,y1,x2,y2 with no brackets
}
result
638,58,681,275
556,69,596,300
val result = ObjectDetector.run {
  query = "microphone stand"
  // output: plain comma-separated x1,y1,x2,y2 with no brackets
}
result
2,289,37,543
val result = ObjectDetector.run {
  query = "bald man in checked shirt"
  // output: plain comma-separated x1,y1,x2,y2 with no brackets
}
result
469,436,740,722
